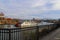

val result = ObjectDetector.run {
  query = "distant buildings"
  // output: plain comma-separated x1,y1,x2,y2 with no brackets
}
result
21,20,38,28
32,18,41,23
0,12,19,25
0,12,42,28
15,18,41,28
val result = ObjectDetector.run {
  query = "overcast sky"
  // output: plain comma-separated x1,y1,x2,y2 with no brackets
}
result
0,0,60,19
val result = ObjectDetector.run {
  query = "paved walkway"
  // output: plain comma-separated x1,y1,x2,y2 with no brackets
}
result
40,28,60,40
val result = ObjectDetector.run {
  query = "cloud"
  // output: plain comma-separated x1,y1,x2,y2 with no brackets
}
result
0,0,60,19
31,0,60,10
51,0,60,10
32,0,46,8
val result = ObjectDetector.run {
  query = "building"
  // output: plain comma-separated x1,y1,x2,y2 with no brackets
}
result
21,21,38,28
32,18,41,23
0,12,19,25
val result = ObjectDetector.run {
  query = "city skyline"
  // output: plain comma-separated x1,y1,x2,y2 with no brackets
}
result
0,0,60,19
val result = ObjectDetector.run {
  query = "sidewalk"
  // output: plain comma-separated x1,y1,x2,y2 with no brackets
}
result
39,28,60,40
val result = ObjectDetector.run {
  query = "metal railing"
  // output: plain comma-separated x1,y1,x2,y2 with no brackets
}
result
0,24,57,40
0,26,39,40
